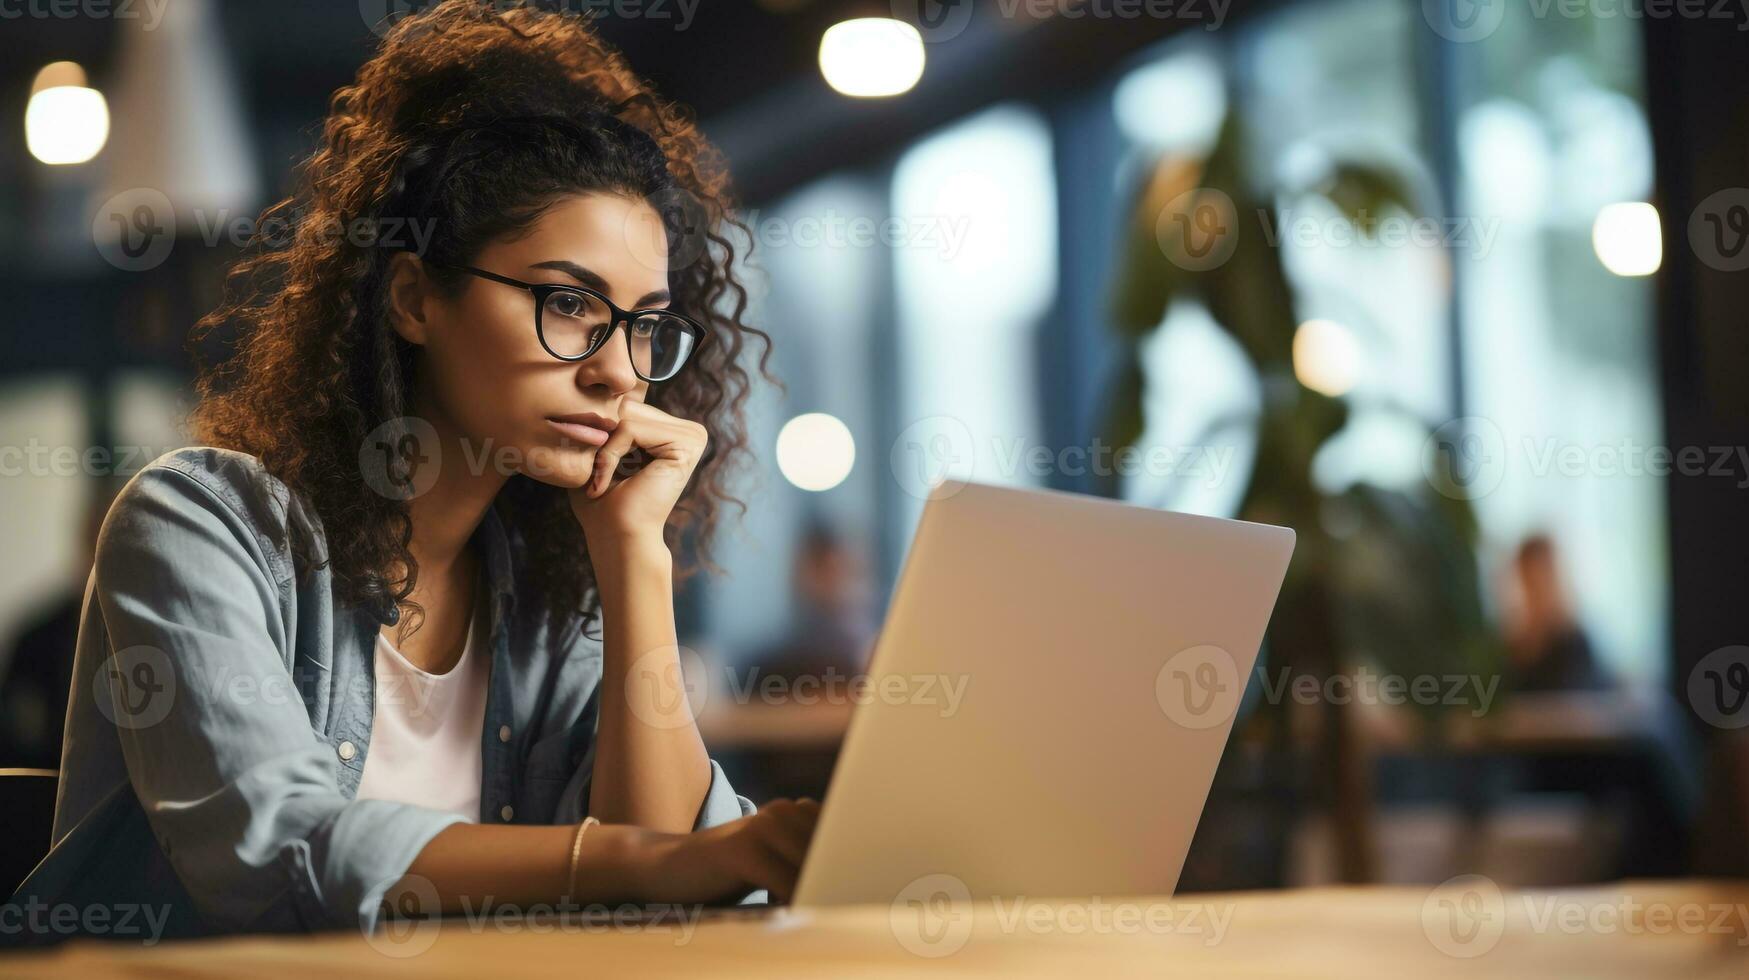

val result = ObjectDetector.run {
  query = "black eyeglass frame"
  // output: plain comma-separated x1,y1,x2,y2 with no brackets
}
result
429,261,707,382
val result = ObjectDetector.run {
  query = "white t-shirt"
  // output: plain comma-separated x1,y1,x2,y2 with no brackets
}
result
354,596,490,822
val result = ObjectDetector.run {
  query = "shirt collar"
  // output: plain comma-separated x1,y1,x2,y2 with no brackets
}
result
472,502,518,613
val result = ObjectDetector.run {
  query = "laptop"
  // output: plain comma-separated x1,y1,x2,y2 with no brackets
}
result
780,478,1297,907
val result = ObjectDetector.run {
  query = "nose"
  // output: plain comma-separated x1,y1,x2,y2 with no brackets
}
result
573,320,642,396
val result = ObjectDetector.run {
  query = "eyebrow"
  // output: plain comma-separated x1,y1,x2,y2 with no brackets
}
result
529,260,670,308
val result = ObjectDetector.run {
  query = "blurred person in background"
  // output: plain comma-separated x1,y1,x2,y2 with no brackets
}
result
5,1,820,945
0,481,119,770
754,519,877,685
730,521,878,803
1501,533,1613,694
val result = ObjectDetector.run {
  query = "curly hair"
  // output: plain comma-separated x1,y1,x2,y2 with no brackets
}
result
189,0,774,640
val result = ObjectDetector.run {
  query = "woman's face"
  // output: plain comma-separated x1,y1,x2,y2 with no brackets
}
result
392,191,673,489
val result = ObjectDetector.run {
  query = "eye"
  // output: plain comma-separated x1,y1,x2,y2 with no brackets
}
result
548,291,587,318
631,319,657,339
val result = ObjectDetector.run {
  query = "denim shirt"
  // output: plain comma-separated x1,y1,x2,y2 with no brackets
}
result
3,447,756,944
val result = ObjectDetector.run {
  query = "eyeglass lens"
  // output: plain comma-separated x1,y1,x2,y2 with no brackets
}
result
538,289,698,380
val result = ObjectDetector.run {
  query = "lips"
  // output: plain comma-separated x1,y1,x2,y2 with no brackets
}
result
546,412,617,447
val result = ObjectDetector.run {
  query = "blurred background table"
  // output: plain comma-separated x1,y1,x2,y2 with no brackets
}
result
8,881,1745,978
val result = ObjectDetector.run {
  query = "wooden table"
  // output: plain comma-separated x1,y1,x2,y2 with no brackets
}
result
7,881,1746,977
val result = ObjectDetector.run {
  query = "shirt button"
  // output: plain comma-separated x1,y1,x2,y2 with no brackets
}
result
499,805,515,822
498,725,512,743
337,740,357,762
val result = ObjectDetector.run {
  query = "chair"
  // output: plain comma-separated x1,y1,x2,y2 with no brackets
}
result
0,768,58,896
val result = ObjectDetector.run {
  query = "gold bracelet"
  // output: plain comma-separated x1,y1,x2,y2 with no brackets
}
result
566,815,601,901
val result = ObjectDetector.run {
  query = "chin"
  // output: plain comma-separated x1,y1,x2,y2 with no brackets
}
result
519,440,595,489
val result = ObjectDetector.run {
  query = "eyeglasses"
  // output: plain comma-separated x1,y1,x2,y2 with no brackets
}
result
431,263,706,382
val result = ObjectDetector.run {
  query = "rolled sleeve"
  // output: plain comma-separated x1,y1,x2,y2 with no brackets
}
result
95,464,463,932
693,757,756,829
696,759,765,906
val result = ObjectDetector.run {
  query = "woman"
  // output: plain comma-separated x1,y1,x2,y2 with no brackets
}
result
6,1,816,942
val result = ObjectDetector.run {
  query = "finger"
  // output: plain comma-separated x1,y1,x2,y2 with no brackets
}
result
754,810,812,868
588,409,696,497
755,837,802,904
763,798,822,840
587,419,640,497
737,833,800,904
619,401,703,462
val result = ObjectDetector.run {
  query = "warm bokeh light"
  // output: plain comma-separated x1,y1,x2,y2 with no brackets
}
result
1292,318,1363,397
776,412,856,491
818,18,924,98
1592,201,1662,277
25,62,109,165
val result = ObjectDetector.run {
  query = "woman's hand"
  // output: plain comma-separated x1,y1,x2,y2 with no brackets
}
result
391,800,822,916
569,400,707,554
633,798,822,905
